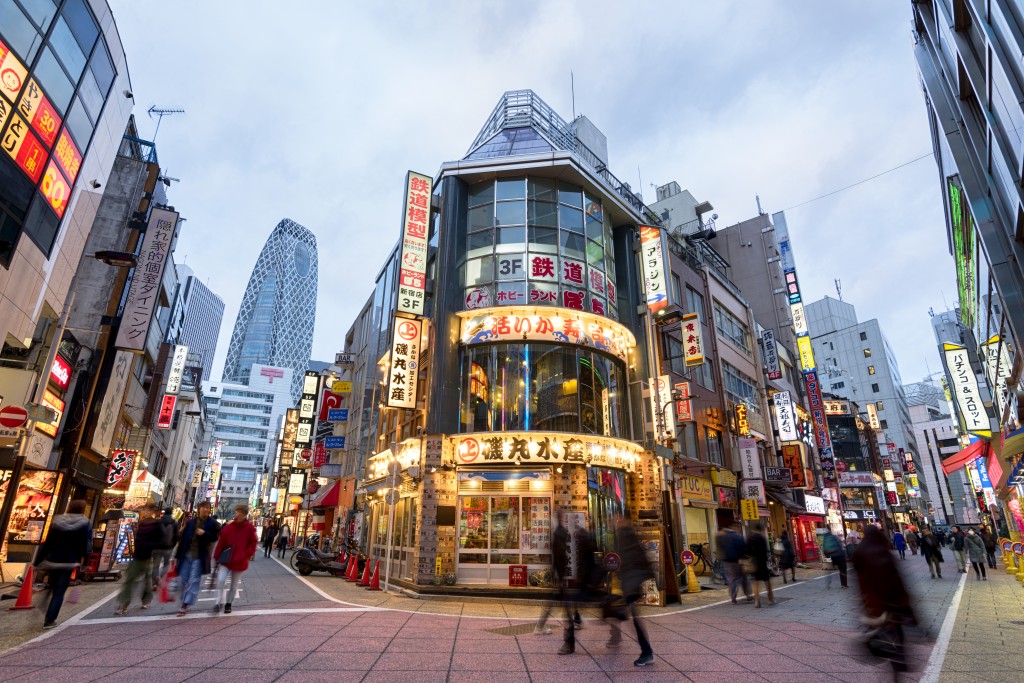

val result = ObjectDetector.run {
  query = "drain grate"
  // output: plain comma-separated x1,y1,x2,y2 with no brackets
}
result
486,623,542,636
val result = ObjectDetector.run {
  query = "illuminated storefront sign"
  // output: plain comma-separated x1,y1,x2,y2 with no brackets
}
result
165,345,189,395
156,394,177,429
49,354,72,392
738,437,760,479
947,177,976,330
459,306,636,361
681,312,704,366
396,171,432,316
2,114,46,183
797,335,815,372
804,494,826,514
839,471,876,487
450,432,643,471
781,444,807,487
34,389,64,437
678,474,714,503
386,317,422,410
824,400,851,416
17,79,60,148
791,302,807,335
762,329,781,380
652,374,673,440
866,403,881,430
281,408,298,467
773,391,798,441
115,209,178,350
40,159,70,217
53,129,81,183
639,225,670,313
734,403,750,436
296,371,319,446
981,335,1013,415
104,449,137,491
0,38,27,102
942,342,991,437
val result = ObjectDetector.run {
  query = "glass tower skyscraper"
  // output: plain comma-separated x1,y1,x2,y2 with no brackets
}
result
222,218,318,402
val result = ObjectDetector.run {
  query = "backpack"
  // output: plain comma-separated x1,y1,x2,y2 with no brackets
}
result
822,533,841,557
161,517,178,550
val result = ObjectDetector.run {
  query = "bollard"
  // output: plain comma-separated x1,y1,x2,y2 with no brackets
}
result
686,565,700,593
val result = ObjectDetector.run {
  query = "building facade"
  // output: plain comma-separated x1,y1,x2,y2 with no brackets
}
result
174,264,224,381
222,218,317,403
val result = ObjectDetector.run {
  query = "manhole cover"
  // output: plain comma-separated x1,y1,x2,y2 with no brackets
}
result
487,623,540,636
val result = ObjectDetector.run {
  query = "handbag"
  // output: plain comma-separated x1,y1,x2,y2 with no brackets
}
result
217,546,233,565
773,541,785,556
739,557,756,574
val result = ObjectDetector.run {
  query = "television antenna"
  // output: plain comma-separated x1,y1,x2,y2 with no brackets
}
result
835,278,843,302
147,106,185,142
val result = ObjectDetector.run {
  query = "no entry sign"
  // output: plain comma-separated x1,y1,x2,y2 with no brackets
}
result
680,550,695,566
0,405,28,429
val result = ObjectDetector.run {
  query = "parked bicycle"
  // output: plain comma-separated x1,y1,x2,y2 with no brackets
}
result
681,543,727,585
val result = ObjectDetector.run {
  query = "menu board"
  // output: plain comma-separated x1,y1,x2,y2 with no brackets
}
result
636,529,664,606
0,470,61,545
527,498,551,551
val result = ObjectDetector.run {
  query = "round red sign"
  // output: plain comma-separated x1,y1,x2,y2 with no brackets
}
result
603,552,622,572
0,405,28,429
398,321,419,341
680,550,695,566
459,438,480,463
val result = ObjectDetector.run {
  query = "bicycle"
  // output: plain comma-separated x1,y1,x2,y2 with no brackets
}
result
680,543,727,585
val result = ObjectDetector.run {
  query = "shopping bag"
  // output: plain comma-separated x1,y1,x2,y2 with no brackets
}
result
66,586,81,604
159,566,177,603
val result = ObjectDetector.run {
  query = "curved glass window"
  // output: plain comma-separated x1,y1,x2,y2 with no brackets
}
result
460,342,626,438
495,200,524,226
496,177,525,200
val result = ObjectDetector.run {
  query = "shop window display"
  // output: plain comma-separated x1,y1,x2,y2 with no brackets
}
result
588,467,627,552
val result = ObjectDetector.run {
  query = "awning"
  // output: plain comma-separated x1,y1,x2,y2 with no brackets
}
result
941,439,990,476
766,488,803,513
309,480,339,509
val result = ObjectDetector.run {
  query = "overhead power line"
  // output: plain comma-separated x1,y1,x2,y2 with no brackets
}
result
781,152,933,212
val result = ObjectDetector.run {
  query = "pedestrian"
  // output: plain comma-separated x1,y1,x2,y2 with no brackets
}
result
537,511,581,650
151,507,179,590
920,528,944,579
606,514,655,667
114,504,164,615
936,527,948,547
212,504,258,614
965,528,987,581
276,522,291,558
261,520,278,558
745,523,775,607
892,529,907,560
852,525,917,675
716,521,752,604
777,531,797,583
949,525,966,573
905,529,919,556
32,499,92,629
979,524,997,569
822,528,848,588
174,500,220,616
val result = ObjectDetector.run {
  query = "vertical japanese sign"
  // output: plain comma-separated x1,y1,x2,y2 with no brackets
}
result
386,317,422,409
156,394,176,429
296,371,319,447
738,437,761,479
397,171,432,316
791,302,808,335
651,374,674,441
681,312,704,366
803,369,836,486
866,403,881,430
981,335,1013,415
772,390,798,441
639,225,670,313
674,382,692,422
165,345,189,395
91,350,134,457
797,335,816,372
281,408,298,467
115,208,178,351
781,445,806,487
942,342,991,437
762,330,781,380
105,449,137,491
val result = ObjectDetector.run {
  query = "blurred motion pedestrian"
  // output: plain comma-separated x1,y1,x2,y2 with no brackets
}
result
905,529,919,556
979,525,997,569
536,510,580,650
33,499,91,628
892,529,907,560
949,526,966,573
965,528,987,581
276,522,291,558
822,528,848,588
607,514,655,667
920,528,944,579
212,504,259,614
777,531,797,583
174,500,220,616
261,520,278,558
115,504,163,615
746,523,775,607
852,525,917,677
152,507,178,590
716,521,751,603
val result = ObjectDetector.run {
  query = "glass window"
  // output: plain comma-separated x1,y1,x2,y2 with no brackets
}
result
686,287,705,322
495,177,525,200
458,496,488,554
0,0,43,63
528,177,556,201
466,229,492,259
867,365,875,375
22,195,59,254
863,348,872,358
559,205,584,233
713,301,750,353
876,402,884,411
32,46,73,113
489,497,519,552
461,256,493,287
468,203,492,232
872,383,880,393
722,361,759,411
60,0,97,53
49,16,86,82
859,331,867,341
528,227,558,253
586,240,603,267
527,200,557,226
495,200,524,226
705,428,724,465
16,0,55,31
88,39,115,95
560,231,585,261
585,209,603,241
496,227,524,252
468,180,494,207
76,67,103,120
558,182,583,208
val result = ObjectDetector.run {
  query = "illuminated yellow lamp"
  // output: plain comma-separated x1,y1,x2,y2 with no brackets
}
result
289,495,303,504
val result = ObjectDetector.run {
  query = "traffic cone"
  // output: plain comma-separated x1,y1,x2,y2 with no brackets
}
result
8,565,35,611
365,560,381,590
357,557,372,586
686,565,700,593
345,554,358,581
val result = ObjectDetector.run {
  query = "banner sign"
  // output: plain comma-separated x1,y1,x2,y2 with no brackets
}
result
738,437,761,479
450,432,643,471
791,302,808,335
324,436,346,449
105,449,137,491
327,409,348,422
781,445,807,488
640,225,670,313
396,171,432,316
296,371,319,447
681,313,704,367
386,317,422,409
165,344,189,395
866,403,881,430
156,394,176,429
773,390,798,441
762,330,781,380
981,334,1013,414
115,208,178,351
318,389,343,421
313,443,328,468
91,350,134,456
675,382,693,422
942,342,991,437
797,334,816,372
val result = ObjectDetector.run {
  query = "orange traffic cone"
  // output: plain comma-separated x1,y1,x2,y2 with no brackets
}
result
347,555,360,581
9,565,35,611
365,560,381,590
343,554,355,581
357,557,371,586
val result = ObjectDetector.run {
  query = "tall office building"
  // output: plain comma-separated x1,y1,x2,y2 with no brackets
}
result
175,264,225,381
222,219,318,402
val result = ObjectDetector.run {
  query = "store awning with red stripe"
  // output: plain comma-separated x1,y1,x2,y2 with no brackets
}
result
941,439,989,476
309,480,339,509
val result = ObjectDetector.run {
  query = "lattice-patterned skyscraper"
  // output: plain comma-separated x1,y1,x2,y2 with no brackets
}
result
222,219,318,402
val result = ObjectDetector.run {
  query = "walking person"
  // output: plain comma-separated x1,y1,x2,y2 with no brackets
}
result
920,528,944,579
965,528,987,580
174,500,220,616
746,523,775,607
276,522,291,558
536,511,580,650
777,531,797,583
892,529,907,560
115,504,164,615
607,514,655,667
852,525,917,676
979,525,997,569
905,529,919,556
261,520,278,558
822,528,848,588
212,504,258,614
151,507,179,590
716,522,751,603
949,526,966,573
32,499,92,628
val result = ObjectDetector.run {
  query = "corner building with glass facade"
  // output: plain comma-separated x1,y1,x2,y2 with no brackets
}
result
357,91,668,592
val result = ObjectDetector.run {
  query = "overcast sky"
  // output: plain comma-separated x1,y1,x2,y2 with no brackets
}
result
110,0,953,385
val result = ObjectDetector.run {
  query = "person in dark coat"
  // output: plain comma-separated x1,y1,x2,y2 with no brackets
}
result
892,530,907,560
979,525,997,569
174,501,220,616
920,528,944,579
852,525,917,674
949,526,966,573
822,529,848,588
716,522,751,603
777,531,797,583
115,504,164,614
965,528,987,580
746,523,775,607
33,499,92,628
261,520,278,558
608,514,655,667
536,511,581,649
151,507,179,589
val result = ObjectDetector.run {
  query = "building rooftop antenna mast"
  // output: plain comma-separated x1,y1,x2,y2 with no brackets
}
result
147,105,185,142
835,278,843,302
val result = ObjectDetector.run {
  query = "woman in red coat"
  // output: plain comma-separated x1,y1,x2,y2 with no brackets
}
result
212,504,258,614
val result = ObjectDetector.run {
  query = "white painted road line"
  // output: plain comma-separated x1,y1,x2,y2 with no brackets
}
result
919,571,967,683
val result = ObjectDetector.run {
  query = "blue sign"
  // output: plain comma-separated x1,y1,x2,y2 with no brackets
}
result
327,409,349,422
324,436,346,449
